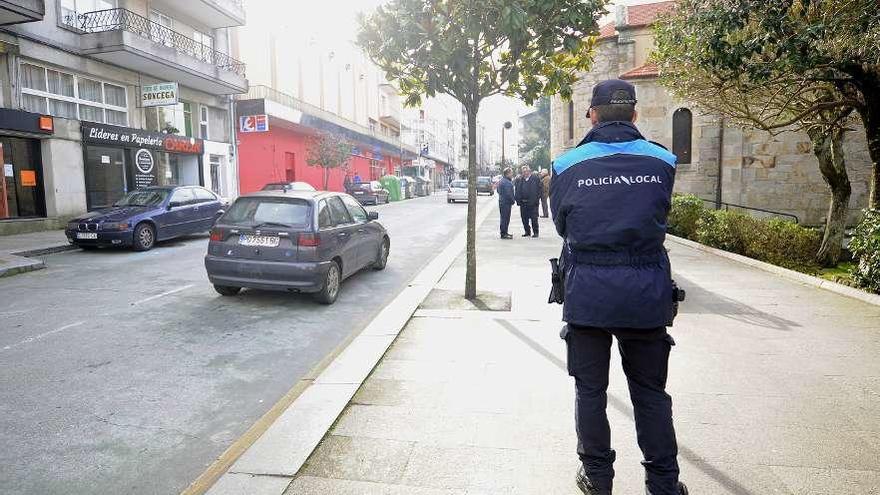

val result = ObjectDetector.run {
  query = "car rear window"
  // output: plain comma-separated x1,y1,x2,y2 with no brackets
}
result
477,177,490,184
223,197,311,228
451,180,467,188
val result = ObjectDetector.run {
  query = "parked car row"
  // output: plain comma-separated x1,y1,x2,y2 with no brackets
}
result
447,176,495,203
65,182,392,306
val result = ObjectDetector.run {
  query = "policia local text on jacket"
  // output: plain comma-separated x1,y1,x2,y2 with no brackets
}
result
550,80,685,495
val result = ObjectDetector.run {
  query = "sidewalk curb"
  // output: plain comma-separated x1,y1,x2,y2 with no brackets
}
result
204,201,499,495
12,244,78,258
666,234,880,307
0,254,46,278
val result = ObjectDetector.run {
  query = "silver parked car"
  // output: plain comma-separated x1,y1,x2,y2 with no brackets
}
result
204,191,390,304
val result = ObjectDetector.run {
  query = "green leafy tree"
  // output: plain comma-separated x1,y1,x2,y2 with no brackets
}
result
653,0,880,212
519,97,551,172
306,130,352,191
358,0,607,299
654,12,858,266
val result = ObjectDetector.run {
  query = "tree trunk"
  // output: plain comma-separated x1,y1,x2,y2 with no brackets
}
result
808,126,851,267
465,102,479,300
849,68,880,209
323,167,330,191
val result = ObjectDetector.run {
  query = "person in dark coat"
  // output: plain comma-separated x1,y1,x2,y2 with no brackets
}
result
551,79,687,495
514,165,541,237
496,168,515,239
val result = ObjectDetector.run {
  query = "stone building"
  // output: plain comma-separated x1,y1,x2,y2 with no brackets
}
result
0,0,247,235
550,1,872,226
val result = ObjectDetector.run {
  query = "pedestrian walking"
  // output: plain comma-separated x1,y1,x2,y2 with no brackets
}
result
540,168,551,218
550,79,687,495
497,167,515,239
514,165,541,237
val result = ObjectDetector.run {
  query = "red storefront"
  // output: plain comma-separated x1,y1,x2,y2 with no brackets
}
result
236,99,415,195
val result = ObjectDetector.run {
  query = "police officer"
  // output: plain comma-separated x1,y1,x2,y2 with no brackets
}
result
550,80,687,495
497,167,515,239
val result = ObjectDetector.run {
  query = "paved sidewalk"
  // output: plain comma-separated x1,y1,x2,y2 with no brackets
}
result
283,213,880,495
0,229,73,277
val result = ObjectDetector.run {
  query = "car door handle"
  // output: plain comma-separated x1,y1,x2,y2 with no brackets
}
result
338,232,348,237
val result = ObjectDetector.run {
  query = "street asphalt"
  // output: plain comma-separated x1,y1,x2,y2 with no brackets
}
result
0,193,482,495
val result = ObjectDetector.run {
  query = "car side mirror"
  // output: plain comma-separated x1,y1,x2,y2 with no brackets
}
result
215,209,225,217
367,211,379,221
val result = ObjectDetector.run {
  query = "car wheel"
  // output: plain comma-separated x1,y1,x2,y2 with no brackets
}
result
373,237,390,270
132,223,155,251
314,260,341,305
214,285,241,296
447,199,453,204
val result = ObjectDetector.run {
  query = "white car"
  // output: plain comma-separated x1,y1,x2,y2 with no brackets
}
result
447,180,469,203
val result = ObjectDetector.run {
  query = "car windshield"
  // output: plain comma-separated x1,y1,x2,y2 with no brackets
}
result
114,190,169,207
477,177,490,185
451,181,467,188
222,197,312,228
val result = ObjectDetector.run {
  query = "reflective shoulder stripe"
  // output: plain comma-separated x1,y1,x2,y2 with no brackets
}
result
552,140,677,176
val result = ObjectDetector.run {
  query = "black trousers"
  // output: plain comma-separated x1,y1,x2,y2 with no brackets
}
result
519,203,539,235
563,324,680,494
499,203,512,236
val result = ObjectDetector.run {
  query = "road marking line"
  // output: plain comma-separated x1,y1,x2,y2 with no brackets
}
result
131,284,194,306
2,321,85,351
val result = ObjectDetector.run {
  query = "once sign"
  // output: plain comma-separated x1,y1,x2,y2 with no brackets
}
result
141,82,179,107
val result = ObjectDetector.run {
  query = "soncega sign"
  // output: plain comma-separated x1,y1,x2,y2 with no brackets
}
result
141,82,179,107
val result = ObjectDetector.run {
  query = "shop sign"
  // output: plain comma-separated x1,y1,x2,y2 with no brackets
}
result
141,82,179,108
20,170,36,187
3,163,12,177
82,123,204,155
240,114,269,133
134,149,157,189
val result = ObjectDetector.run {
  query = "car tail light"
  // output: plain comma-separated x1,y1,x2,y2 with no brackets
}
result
210,228,223,242
298,233,320,247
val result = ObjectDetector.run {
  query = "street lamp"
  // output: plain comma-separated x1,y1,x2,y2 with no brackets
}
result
501,121,512,170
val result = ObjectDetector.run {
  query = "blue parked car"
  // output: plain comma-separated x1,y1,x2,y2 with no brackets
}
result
65,186,225,251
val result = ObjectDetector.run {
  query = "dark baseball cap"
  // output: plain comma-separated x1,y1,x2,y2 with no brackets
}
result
590,79,637,108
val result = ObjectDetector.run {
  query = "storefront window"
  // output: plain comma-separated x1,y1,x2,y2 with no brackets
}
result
0,138,45,219
84,146,126,209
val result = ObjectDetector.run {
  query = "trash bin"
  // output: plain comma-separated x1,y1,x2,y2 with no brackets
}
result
380,175,401,202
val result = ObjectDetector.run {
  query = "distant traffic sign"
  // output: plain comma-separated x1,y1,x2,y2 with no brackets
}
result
239,115,269,133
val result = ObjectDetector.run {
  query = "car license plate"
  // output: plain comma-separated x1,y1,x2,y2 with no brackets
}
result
239,234,280,247
76,232,98,240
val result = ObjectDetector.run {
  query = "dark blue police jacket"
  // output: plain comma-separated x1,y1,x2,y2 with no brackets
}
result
550,121,677,329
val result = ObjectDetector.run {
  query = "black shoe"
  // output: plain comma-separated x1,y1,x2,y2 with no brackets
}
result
532,233,539,238
500,234,513,239
522,233,531,237
576,466,611,495
679,482,688,495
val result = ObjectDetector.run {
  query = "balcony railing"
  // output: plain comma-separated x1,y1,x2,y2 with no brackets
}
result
244,85,415,153
72,8,246,77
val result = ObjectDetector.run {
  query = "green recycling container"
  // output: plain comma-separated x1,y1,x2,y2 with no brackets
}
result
380,175,402,202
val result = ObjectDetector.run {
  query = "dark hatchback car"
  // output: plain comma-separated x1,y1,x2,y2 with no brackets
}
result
349,181,389,205
204,191,390,304
65,186,224,251
476,176,494,196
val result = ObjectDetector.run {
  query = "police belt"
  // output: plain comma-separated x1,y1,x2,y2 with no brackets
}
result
568,249,666,266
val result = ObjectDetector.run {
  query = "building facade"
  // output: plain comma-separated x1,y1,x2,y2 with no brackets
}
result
550,2,872,226
235,8,417,194
0,0,247,235
401,94,463,189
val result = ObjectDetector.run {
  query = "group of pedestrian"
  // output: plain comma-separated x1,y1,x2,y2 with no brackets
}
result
497,166,551,239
